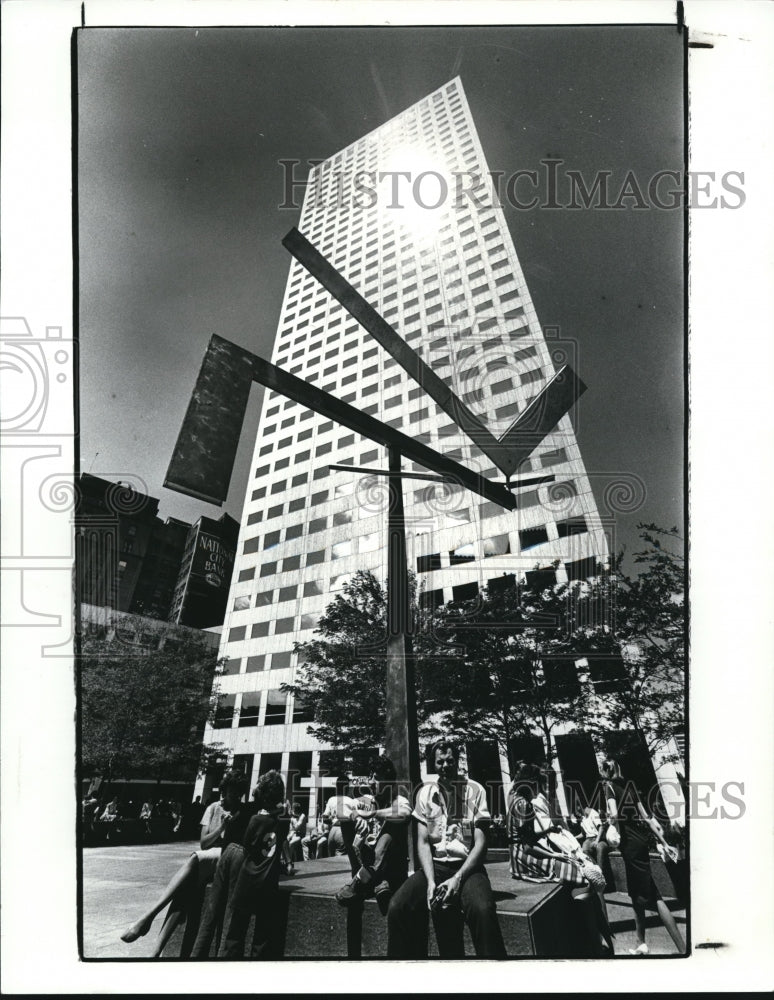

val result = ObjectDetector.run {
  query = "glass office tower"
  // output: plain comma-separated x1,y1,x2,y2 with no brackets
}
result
195,77,609,813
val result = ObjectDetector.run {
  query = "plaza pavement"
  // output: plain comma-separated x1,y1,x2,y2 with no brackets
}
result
82,841,686,960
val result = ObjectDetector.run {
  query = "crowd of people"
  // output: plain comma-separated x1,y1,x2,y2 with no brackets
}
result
82,793,207,845
117,740,686,960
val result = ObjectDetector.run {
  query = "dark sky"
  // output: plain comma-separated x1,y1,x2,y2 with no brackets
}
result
78,25,684,568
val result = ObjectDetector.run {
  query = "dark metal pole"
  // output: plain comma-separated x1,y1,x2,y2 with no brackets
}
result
384,447,421,813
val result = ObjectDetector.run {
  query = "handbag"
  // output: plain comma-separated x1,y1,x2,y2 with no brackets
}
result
509,841,556,883
604,824,621,848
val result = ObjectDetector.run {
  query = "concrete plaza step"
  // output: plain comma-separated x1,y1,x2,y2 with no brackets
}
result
164,857,608,959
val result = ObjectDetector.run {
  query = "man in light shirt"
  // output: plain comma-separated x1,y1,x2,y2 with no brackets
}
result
386,738,506,959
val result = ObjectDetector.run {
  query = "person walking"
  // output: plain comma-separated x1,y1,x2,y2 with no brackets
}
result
600,759,685,955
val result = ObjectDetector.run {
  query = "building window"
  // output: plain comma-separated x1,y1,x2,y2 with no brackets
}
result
565,557,600,582
264,690,287,726
285,523,303,541
255,589,274,607
259,562,277,578
275,617,294,634
228,626,246,642
271,651,292,671
233,596,251,612
452,582,479,602
300,613,319,630
238,567,255,582
243,536,260,555
515,489,540,510
282,555,301,572
359,533,379,553
417,553,442,573
291,696,314,724
478,501,500,519
306,549,326,566
526,566,557,590
519,526,548,550
222,657,242,676
213,694,236,729
449,542,475,565
333,510,352,526
309,517,327,533
332,540,352,560
303,579,323,596
443,508,471,527
419,588,445,610
246,654,266,672
483,533,511,557
557,517,588,538
278,585,298,602
288,497,305,513
238,692,262,727
540,448,567,468
264,530,281,550
251,622,270,639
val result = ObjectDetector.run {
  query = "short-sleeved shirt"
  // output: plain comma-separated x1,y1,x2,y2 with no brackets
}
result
200,800,253,848
236,809,292,893
201,801,226,837
372,793,411,849
413,779,491,866
580,808,601,838
323,794,374,825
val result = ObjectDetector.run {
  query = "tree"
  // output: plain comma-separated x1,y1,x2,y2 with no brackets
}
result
417,576,598,808
284,569,434,752
80,626,224,786
583,523,686,763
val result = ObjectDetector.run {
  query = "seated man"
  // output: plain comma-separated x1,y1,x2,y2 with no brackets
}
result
286,802,307,863
387,738,506,959
301,814,331,860
323,782,371,875
335,756,411,913
580,805,602,856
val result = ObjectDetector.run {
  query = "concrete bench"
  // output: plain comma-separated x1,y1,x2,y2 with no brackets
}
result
164,857,607,959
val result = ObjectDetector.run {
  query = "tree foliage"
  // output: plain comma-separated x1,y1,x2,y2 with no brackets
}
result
80,627,223,783
416,578,597,778
286,525,686,775
284,569,433,750
586,523,686,759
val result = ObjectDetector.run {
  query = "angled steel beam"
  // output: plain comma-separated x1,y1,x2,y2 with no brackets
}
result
328,463,555,491
164,334,519,510
247,344,517,510
282,226,586,479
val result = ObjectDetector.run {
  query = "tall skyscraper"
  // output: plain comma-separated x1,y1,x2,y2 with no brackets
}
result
195,77,609,811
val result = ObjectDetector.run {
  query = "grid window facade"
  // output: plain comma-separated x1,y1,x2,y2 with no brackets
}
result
201,76,608,803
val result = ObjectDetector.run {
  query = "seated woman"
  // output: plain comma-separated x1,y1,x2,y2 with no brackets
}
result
120,770,248,957
507,762,614,956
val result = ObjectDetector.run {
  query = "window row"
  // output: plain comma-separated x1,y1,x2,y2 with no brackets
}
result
212,689,313,729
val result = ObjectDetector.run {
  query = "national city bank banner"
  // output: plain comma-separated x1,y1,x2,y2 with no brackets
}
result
190,530,236,592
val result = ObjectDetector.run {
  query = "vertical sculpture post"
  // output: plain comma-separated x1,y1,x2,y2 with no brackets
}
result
384,447,421,803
